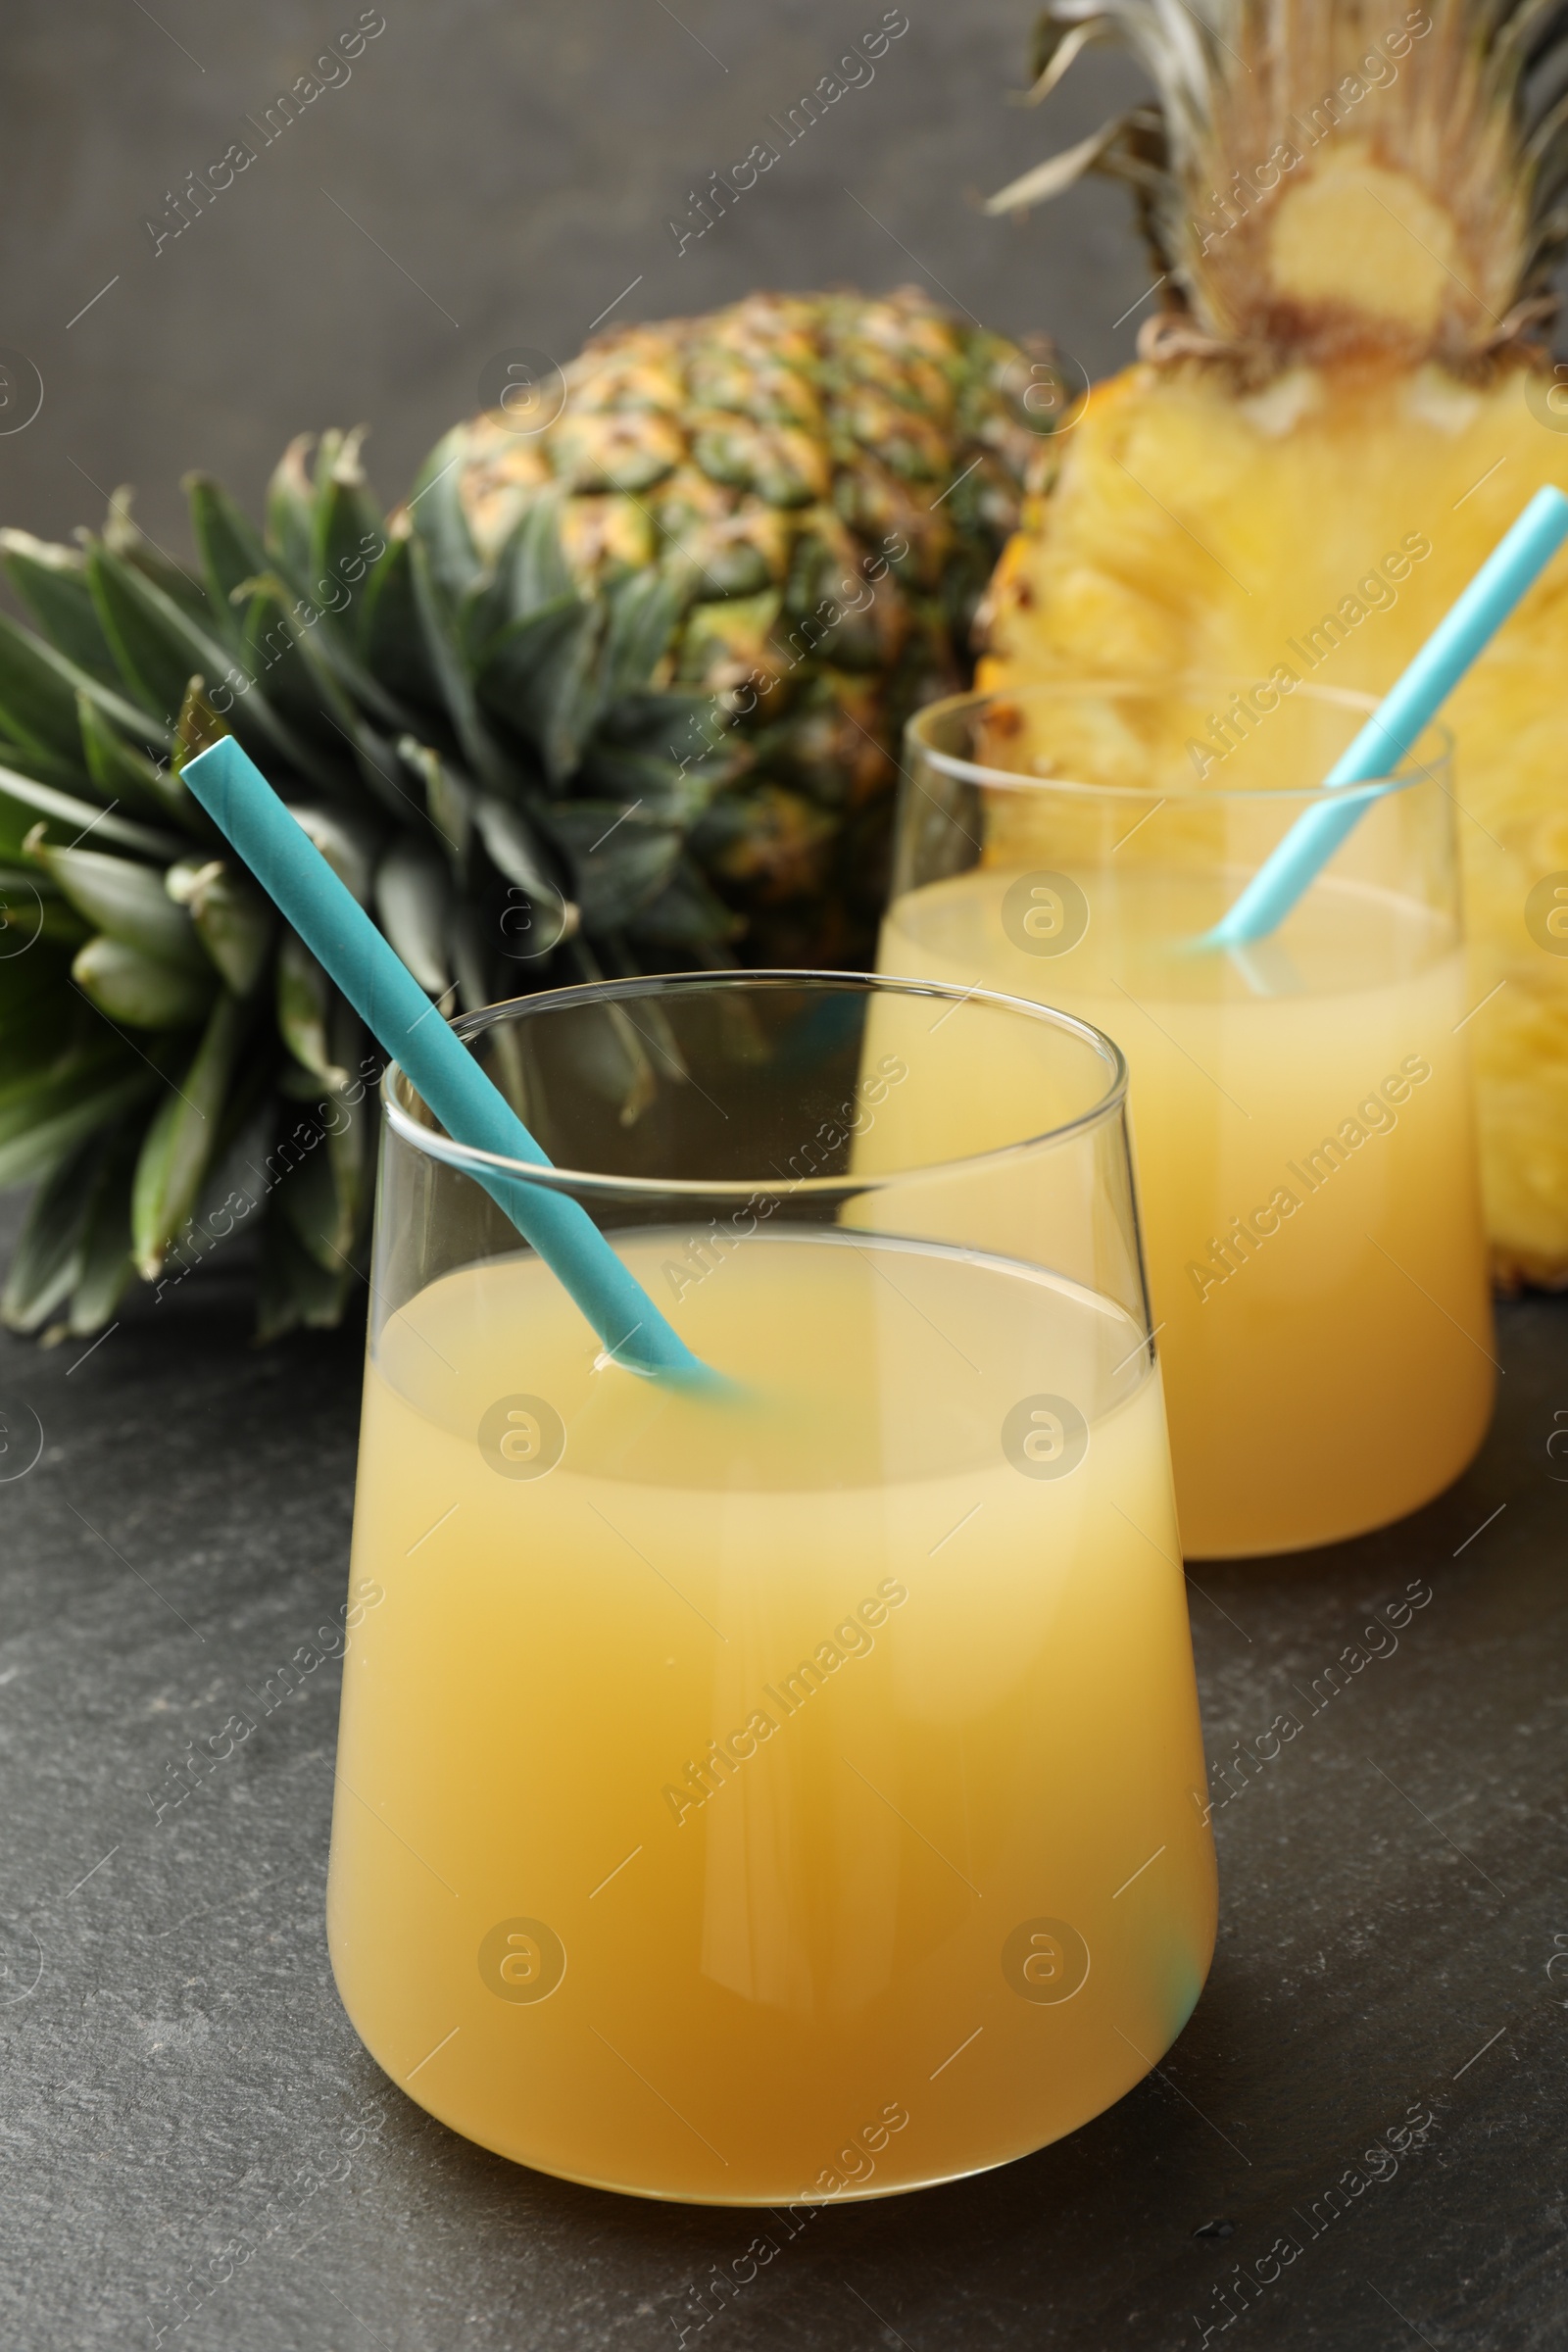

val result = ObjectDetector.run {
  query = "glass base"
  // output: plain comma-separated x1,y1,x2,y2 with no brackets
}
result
345,2015,1196,2207
1180,1409,1492,1559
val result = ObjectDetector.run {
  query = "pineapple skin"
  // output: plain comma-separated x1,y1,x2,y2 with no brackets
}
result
450,290,1043,964
981,358,1568,1286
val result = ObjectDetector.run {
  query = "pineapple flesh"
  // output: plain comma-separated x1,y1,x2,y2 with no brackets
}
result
981,0,1568,1285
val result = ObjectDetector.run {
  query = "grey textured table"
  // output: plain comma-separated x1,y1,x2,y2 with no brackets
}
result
2,1181,1564,2351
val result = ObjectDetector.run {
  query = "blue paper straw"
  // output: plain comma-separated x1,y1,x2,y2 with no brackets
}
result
182,736,713,1388
1200,486,1568,950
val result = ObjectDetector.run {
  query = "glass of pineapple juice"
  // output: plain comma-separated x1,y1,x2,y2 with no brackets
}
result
884,681,1494,1560
326,970,1216,2204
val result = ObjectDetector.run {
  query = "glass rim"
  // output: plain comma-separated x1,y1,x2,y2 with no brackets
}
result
379,967,1130,1200
906,678,1453,804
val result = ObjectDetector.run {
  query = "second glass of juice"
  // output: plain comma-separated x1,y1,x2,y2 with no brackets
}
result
884,681,1494,1558
327,972,1216,2202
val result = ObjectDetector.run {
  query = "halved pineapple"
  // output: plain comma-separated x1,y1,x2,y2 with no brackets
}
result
981,0,1568,1284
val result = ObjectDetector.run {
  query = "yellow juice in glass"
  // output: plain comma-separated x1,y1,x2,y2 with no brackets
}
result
327,1228,1215,2203
879,866,1494,1557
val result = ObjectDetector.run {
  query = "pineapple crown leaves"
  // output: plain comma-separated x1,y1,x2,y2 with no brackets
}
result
402,432,736,916
990,0,1568,369
0,291,1030,1348
0,431,737,1346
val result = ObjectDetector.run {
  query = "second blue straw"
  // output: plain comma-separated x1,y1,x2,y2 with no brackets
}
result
1201,485,1568,951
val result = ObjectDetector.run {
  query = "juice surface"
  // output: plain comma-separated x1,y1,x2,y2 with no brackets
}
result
328,1230,1215,2203
879,867,1494,1556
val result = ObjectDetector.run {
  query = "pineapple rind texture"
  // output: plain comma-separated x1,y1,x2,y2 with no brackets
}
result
451,290,1044,958
981,360,1568,1281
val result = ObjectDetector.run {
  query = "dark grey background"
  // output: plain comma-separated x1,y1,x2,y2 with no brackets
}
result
0,0,1150,556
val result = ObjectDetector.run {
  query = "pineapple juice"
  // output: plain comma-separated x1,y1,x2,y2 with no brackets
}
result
879,866,1494,1556
328,1228,1215,2203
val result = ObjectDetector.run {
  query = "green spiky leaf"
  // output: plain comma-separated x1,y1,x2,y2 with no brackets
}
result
266,435,318,586
0,764,182,861
408,538,511,795
90,542,331,785
68,1140,138,1334
72,935,217,1029
363,532,440,704
373,837,452,996
0,1056,154,1189
86,543,205,724
291,806,380,903
257,1210,358,1341
444,895,492,1014
547,803,683,928
130,991,250,1277
600,568,689,701
0,533,121,684
0,732,104,798
408,426,484,603
0,867,85,958
627,858,742,950
0,1128,110,1333
475,597,602,784
167,856,275,995
76,695,186,824
461,497,574,656
275,933,345,1085
239,574,409,774
239,575,337,734
472,796,563,906
30,833,207,969
0,608,127,763
401,736,471,861
185,473,270,647
311,429,388,612
276,1127,360,1273
171,677,230,767
104,485,211,617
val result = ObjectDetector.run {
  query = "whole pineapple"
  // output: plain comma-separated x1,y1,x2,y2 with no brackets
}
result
443,289,1045,961
981,0,1568,1286
0,289,1040,1343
